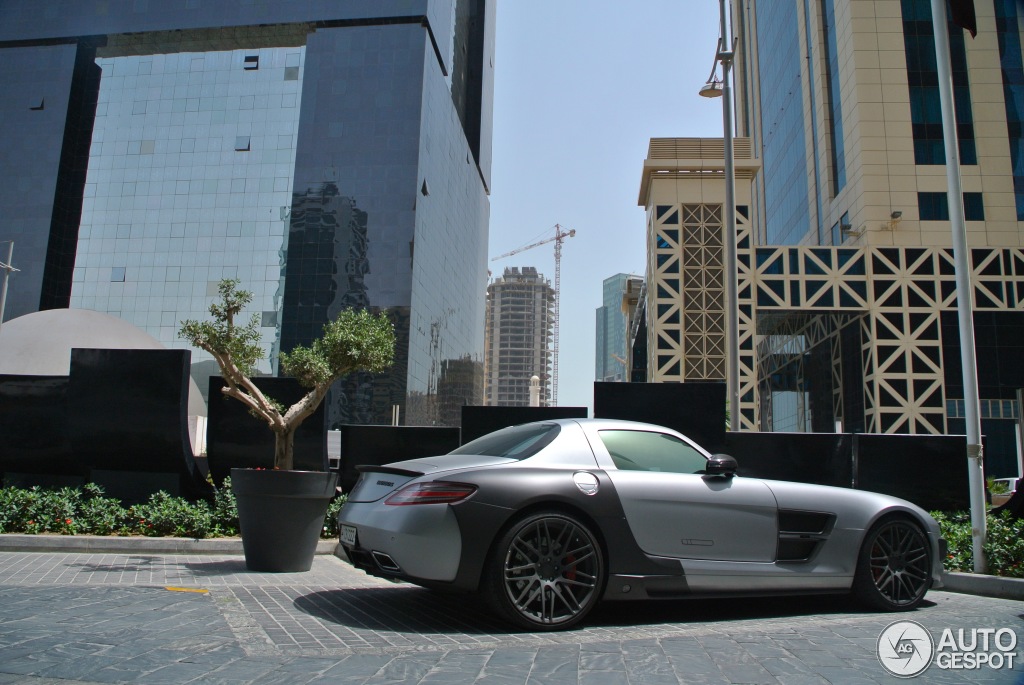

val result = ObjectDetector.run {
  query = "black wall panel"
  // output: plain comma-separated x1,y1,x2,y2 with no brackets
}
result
720,432,852,488
206,376,327,484
337,425,461,492
67,348,208,501
594,381,726,452
0,375,75,478
460,405,588,445
855,433,969,511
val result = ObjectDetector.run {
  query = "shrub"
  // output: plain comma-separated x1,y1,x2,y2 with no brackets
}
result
0,480,341,540
932,509,1024,578
73,483,132,535
211,476,239,537
321,495,348,538
129,491,214,538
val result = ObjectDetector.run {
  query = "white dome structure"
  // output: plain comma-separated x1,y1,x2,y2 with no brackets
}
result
0,309,206,416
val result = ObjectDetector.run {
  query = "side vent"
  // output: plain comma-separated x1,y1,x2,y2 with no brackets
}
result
776,510,836,562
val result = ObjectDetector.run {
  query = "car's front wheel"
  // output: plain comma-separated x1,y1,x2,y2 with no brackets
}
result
483,511,605,630
852,517,932,611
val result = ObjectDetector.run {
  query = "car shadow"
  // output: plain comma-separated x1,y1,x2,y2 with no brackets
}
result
589,594,937,627
292,586,938,635
293,586,517,635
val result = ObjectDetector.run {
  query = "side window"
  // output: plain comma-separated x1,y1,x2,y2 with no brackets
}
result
598,430,707,474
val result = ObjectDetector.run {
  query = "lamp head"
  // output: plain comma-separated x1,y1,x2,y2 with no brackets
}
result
699,80,724,98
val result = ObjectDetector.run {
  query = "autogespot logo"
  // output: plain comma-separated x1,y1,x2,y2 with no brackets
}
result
877,621,1019,677
878,620,934,678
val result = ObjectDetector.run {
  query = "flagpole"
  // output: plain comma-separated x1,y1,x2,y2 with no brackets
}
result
930,0,986,573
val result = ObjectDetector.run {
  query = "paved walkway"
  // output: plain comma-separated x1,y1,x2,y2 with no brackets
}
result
0,551,1021,683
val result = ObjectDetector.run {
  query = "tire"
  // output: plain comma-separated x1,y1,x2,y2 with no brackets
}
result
852,517,932,611
482,511,605,630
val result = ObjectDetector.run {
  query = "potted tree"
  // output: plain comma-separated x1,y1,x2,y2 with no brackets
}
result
180,279,395,571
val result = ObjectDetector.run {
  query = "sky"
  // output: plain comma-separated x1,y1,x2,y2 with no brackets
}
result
487,1,727,410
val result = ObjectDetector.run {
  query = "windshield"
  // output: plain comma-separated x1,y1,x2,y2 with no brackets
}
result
449,423,561,460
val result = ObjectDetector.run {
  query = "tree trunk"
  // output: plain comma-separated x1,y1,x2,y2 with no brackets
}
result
274,426,296,471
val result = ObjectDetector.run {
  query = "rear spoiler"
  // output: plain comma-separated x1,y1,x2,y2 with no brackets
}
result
354,465,423,477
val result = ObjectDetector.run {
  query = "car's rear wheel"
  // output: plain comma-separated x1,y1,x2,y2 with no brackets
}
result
483,511,605,630
852,517,931,611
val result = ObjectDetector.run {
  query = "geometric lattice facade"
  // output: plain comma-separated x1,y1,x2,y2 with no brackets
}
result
647,205,1024,436
750,245,1024,435
641,139,1024,448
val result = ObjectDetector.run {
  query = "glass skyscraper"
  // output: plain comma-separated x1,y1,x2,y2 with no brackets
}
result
595,273,637,383
0,1,493,427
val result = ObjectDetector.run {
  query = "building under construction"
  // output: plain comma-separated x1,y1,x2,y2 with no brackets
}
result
483,267,555,406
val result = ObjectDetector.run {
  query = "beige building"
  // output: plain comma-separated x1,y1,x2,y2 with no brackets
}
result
636,0,1024,476
735,0,1022,250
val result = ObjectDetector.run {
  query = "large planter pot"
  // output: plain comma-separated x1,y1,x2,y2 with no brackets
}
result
231,468,339,572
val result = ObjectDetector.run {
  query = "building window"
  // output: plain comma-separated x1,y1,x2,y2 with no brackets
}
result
963,192,984,220
919,192,948,220
111,267,126,282
918,192,984,220
902,0,977,165
234,136,250,151
244,55,259,70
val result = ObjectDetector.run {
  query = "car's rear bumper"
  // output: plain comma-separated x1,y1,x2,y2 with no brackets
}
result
336,500,463,582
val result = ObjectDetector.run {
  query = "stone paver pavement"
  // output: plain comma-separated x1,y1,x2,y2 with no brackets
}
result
0,551,1021,683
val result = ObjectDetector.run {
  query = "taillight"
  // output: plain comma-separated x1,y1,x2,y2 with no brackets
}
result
384,482,477,506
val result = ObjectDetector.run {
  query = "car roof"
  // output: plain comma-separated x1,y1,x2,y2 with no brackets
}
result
513,417,687,434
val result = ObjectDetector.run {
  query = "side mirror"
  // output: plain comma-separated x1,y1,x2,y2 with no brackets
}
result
705,453,738,477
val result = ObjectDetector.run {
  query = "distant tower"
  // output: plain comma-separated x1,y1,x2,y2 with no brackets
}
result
595,273,642,382
529,375,540,407
484,267,555,406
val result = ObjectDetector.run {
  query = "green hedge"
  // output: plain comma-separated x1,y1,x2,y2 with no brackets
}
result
932,509,1024,578
0,480,345,540
6,482,1022,577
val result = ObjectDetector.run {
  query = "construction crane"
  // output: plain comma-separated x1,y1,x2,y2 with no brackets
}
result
491,224,576,404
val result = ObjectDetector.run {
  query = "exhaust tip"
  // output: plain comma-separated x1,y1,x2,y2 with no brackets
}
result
371,551,401,572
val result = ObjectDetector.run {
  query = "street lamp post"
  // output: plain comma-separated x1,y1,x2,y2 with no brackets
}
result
0,240,18,334
929,0,986,573
700,0,740,432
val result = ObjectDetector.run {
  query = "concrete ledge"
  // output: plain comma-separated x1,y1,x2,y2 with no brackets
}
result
0,534,339,556
942,572,1024,601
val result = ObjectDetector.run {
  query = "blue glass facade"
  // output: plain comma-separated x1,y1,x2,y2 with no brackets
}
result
0,0,493,427
820,0,846,195
803,0,825,246
595,274,630,382
71,45,304,371
756,0,811,245
901,0,977,165
994,0,1024,219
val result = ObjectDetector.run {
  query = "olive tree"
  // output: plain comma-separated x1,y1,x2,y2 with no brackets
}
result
179,279,395,470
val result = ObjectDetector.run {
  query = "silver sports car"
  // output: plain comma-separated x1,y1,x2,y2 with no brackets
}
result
337,418,944,630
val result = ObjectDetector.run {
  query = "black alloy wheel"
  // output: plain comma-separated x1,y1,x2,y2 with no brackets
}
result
853,518,932,611
485,511,605,630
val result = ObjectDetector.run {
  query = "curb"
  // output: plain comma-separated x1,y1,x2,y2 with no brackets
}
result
0,534,340,557
941,572,1024,601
